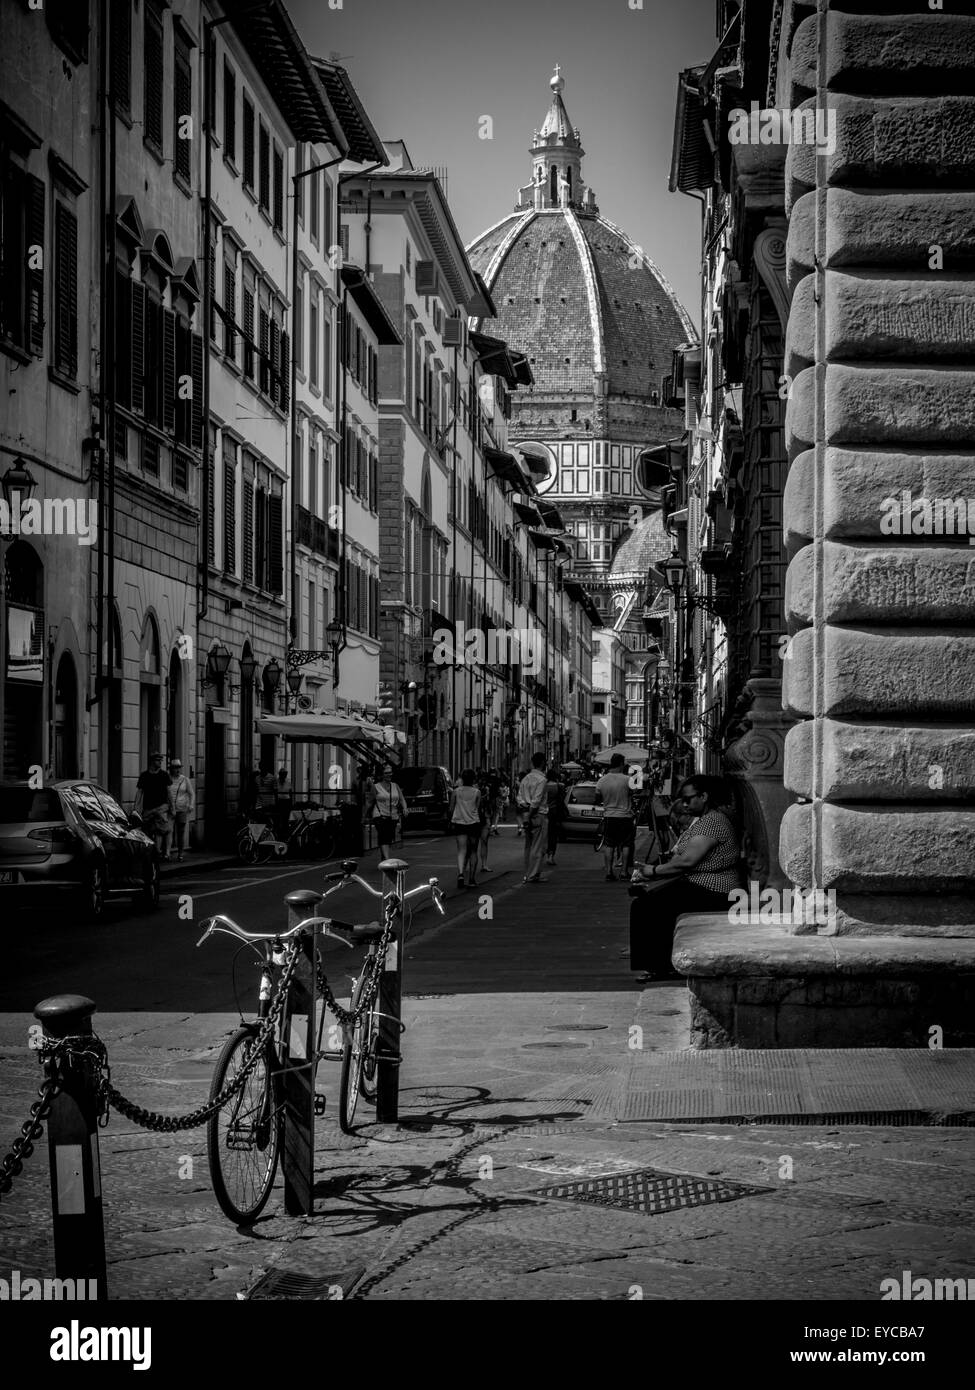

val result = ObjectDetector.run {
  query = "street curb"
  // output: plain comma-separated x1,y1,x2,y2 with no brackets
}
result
159,855,239,880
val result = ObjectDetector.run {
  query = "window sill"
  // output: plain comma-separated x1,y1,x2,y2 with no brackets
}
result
113,106,133,130
143,139,165,167
173,169,192,199
272,225,286,245
48,366,80,394
222,353,242,378
243,182,257,204
0,339,34,366
224,154,239,177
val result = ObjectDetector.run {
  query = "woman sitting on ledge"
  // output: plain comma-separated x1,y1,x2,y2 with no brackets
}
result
629,774,741,984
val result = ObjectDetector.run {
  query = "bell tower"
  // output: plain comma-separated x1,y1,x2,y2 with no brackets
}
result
516,66,598,214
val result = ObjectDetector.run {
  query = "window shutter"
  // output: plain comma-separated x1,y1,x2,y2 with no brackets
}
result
242,475,254,584
174,47,191,181
162,308,176,432
272,148,283,230
144,7,164,149
115,269,131,408
255,484,266,588
269,318,279,404
223,262,236,357
279,331,289,412
208,241,217,339
258,125,270,209
207,431,216,564
224,448,236,575
267,493,283,594
223,63,236,163
111,0,131,114
242,97,255,188
190,331,204,447
26,175,45,357
259,309,270,393
242,288,254,378
131,280,146,413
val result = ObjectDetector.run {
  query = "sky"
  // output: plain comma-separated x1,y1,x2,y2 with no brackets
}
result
289,0,719,330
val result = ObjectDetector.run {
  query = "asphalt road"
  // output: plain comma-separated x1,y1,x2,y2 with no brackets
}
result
2,827,538,1015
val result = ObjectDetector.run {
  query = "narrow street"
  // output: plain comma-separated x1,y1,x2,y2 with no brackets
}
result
2,826,972,1304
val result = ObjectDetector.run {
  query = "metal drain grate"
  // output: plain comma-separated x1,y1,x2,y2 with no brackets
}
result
522,1041,589,1049
529,1166,772,1216
545,1024,609,1032
244,1266,364,1300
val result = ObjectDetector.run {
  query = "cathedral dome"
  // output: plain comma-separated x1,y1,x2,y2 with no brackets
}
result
610,511,671,578
467,68,695,404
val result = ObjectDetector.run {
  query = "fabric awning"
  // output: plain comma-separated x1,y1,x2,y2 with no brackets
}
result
256,711,405,749
513,501,543,527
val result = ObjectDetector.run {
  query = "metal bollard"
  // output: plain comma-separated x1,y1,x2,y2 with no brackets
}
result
376,859,407,1124
33,994,108,1301
281,891,321,1215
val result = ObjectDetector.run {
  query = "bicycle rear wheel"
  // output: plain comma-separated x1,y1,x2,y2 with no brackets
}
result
207,1026,280,1224
339,969,380,1133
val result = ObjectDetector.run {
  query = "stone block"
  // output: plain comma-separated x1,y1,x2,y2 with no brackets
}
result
784,276,817,376
825,270,975,361
819,447,975,538
818,804,975,892
832,893,975,937
832,627,975,718
783,447,815,545
784,716,975,804
825,189,975,270
824,366,975,446
785,539,975,624
820,13,975,96
784,365,817,460
785,193,817,292
786,95,975,213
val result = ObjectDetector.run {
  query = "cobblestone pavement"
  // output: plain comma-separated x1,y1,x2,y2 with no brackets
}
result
2,829,973,1301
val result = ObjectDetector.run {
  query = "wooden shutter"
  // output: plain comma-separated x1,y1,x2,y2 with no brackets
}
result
269,318,279,404
174,47,191,181
26,174,45,356
144,6,163,149
242,288,254,378
242,474,254,584
272,148,283,230
111,0,131,113
162,308,176,432
207,432,216,563
223,262,236,357
267,493,283,594
259,309,269,393
258,125,269,209
279,331,289,412
131,280,146,414
207,241,217,339
242,96,254,188
190,331,204,447
115,270,131,408
223,445,236,575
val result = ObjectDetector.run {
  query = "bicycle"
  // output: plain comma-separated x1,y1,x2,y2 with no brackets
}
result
197,858,444,1224
236,811,288,865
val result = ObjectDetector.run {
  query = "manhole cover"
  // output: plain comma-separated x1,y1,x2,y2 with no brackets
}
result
244,1266,364,1300
545,1024,608,1032
522,1041,589,1049
530,1167,772,1215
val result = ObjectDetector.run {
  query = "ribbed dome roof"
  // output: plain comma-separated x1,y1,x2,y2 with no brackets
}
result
610,511,671,577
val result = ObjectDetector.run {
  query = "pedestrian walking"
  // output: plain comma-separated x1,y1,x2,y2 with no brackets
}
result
595,753,637,880
448,769,482,888
134,752,173,861
167,759,194,861
366,761,407,862
628,775,741,982
544,765,566,864
275,766,293,841
475,769,493,872
517,752,549,882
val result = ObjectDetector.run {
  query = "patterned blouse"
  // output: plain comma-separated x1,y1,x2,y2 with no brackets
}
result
676,810,740,894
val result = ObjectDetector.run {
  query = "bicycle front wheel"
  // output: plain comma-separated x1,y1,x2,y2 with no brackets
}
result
339,971,379,1133
207,1026,280,1224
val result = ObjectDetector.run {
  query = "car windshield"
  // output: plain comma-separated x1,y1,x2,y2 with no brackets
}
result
394,769,440,796
0,788,64,823
568,786,599,806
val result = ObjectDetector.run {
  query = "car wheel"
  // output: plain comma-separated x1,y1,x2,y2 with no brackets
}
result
140,857,160,910
82,862,106,921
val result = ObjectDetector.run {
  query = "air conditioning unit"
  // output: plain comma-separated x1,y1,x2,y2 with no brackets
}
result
296,694,314,711
443,316,464,349
416,260,437,295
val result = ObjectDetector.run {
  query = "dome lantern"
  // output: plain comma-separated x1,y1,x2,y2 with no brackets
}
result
517,66,595,215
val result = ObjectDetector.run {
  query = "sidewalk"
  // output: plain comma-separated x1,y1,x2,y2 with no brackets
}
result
1,826,973,1301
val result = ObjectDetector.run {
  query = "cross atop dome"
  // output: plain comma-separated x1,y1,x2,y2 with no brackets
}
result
520,66,597,214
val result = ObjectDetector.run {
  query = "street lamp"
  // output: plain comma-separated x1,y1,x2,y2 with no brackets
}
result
1,458,37,538
201,641,231,693
238,650,258,688
263,657,282,693
662,551,686,596
286,667,303,711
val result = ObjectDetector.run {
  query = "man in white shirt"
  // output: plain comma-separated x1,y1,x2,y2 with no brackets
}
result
517,752,549,883
595,753,637,881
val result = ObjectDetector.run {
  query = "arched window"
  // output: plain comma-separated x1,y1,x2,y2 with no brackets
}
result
550,166,558,204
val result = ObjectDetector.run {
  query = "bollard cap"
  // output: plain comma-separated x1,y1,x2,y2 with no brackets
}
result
34,994,96,1036
285,889,324,908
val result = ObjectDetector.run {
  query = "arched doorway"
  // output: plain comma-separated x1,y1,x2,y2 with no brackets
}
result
204,646,229,846
2,542,44,779
53,653,78,779
166,647,184,765
239,642,255,804
139,614,162,768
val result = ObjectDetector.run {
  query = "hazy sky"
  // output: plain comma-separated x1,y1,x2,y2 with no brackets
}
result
290,0,719,330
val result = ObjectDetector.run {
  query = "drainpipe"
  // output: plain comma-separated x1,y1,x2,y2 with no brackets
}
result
92,0,108,721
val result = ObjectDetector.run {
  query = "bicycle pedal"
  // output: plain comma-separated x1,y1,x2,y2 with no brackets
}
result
314,1093,327,1116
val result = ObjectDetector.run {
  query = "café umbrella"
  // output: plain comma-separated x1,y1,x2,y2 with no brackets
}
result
592,743,652,767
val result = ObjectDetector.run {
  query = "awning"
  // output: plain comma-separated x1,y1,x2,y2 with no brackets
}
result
485,447,529,490
256,711,405,751
528,530,559,552
340,266,402,344
537,502,564,531
513,501,543,527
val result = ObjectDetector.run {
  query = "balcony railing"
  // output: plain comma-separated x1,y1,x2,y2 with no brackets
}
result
296,506,339,561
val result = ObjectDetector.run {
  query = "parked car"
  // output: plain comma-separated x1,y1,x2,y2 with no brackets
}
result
562,780,604,839
391,765,453,832
0,780,161,921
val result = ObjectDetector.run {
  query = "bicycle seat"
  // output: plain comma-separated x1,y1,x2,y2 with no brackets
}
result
326,918,384,943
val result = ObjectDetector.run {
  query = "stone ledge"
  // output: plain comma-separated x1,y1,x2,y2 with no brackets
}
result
673,913,975,977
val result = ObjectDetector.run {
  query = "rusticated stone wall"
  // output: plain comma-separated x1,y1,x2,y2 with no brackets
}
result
779,1,975,937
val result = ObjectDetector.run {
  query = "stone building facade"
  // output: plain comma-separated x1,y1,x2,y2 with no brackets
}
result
669,0,975,1046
